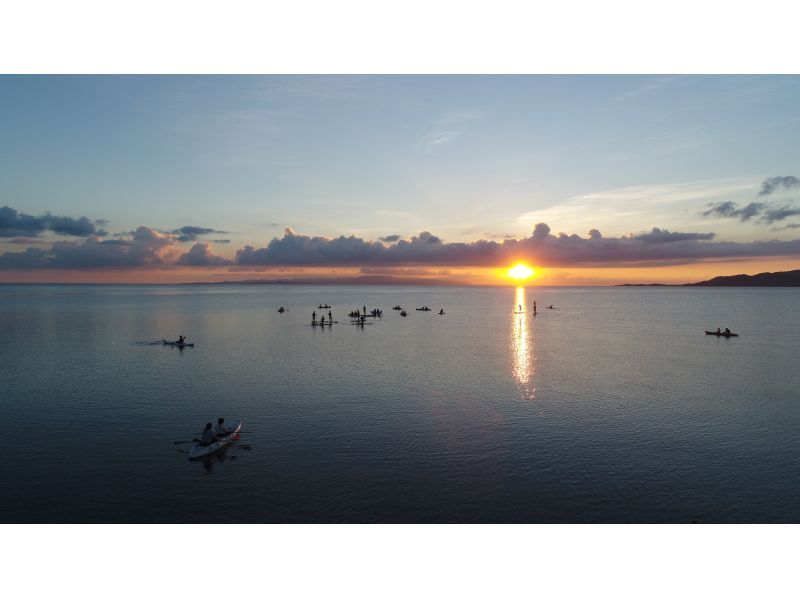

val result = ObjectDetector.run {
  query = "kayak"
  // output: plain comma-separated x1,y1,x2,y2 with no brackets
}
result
189,420,242,460
704,331,739,337
163,340,195,347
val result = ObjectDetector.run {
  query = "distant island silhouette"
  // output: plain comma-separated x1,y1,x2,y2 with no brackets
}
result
193,275,471,286
619,268,800,287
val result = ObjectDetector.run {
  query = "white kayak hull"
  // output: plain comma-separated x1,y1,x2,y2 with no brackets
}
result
189,420,242,460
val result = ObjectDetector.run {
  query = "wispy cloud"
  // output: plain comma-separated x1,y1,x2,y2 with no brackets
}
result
613,76,679,101
518,179,757,234
416,110,481,153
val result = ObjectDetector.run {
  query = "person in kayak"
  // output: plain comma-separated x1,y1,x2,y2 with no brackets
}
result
716,327,721,334
176,335,186,344
200,423,216,446
724,328,731,335
214,417,230,437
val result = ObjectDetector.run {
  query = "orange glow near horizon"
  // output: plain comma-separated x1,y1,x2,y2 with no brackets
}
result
1,257,798,285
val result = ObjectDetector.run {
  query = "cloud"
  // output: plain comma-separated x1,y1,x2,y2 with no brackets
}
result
635,228,715,243
168,226,227,242
5,237,43,245
702,200,800,225
234,225,800,269
760,206,800,224
0,226,176,269
519,180,758,234
0,206,107,238
702,201,767,221
757,175,800,196
417,110,481,152
177,243,232,266
379,234,401,243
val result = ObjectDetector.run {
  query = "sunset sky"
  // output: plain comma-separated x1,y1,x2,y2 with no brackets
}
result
2,75,800,284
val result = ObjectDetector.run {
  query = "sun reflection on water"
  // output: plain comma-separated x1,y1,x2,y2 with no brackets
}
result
512,286,536,398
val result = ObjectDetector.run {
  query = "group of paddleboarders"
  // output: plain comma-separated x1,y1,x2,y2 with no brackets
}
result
516,301,554,315
200,417,234,446
312,309,333,325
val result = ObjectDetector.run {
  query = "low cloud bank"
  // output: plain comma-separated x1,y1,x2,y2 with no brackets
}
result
3,205,800,271
0,226,230,269
234,223,800,269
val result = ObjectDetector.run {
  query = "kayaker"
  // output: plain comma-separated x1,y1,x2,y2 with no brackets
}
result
200,423,215,446
716,327,721,334
214,417,230,437
177,335,185,344
724,328,731,335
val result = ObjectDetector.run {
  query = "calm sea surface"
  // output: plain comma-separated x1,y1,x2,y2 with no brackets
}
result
2,283,799,523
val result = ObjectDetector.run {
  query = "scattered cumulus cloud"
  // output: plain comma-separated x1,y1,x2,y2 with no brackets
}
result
0,226,230,270
168,226,228,242
701,201,767,221
0,206,107,238
177,242,233,266
757,175,800,197
701,176,800,225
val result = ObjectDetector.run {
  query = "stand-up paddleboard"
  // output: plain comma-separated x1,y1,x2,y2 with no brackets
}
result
163,340,195,347
189,420,242,460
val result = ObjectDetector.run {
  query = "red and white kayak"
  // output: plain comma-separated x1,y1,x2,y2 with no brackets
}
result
189,421,242,460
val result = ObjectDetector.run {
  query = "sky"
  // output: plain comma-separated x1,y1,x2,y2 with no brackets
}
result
1,74,799,284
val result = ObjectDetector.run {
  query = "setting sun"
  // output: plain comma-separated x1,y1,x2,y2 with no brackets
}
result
507,263,535,281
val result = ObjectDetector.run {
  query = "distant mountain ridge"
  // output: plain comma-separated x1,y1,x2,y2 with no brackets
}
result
686,269,800,287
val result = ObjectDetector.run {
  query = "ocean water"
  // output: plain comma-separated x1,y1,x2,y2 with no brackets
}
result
1,283,799,523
